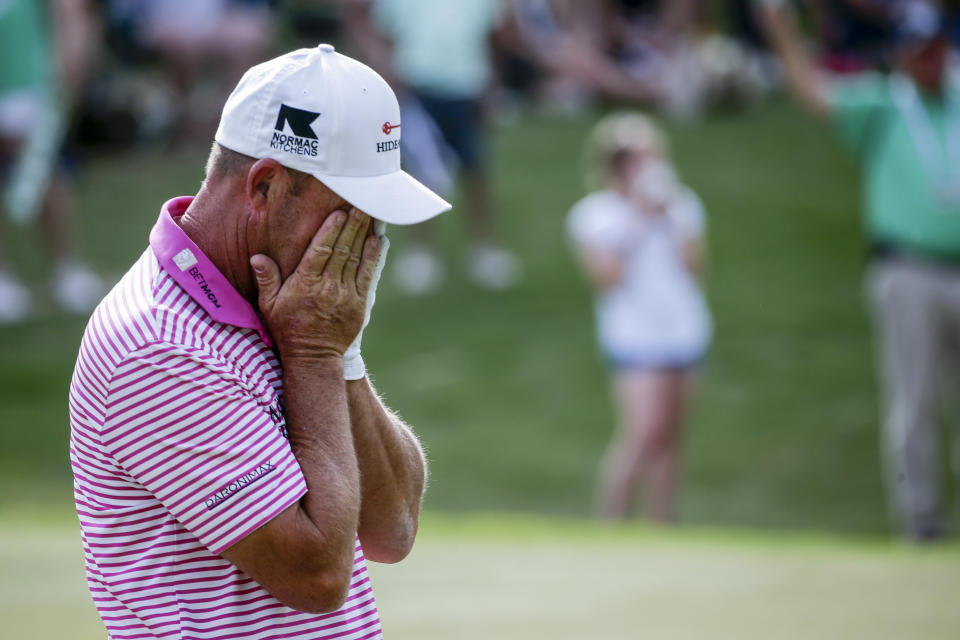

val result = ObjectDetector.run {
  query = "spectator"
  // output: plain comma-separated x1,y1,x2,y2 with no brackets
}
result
499,0,773,119
104,0,276,146
0,0,103,322
349,0,521,294
567,112,712,522
498,0,663,111
804,0,897,73
757,0,960,541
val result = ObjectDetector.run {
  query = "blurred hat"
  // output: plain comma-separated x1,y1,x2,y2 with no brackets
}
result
215,44,451,225
895,0,947,48
585,112,668,188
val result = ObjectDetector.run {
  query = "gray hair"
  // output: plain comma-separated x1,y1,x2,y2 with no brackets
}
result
204,142,315,195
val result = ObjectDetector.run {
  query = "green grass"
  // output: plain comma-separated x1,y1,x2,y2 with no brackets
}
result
2,509,958,640
0,99,954,534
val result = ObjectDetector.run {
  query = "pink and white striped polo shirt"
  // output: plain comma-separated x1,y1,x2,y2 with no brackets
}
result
69,196,382,640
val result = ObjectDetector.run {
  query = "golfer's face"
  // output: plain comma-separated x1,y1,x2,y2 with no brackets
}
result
273,178,373,280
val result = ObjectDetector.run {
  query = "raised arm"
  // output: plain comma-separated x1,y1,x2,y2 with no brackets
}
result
222,209,381,614
347,378,426,563
50,0,100,103
755,0,832,117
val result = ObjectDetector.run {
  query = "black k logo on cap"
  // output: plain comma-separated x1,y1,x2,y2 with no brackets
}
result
275,104,320,139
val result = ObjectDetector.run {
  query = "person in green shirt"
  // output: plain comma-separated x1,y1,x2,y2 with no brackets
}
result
757,0,960,541
0,0,103,322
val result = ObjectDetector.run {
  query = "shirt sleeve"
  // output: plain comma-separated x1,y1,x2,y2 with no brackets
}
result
566,194,630,254
827,73,893,157
101,342,308,554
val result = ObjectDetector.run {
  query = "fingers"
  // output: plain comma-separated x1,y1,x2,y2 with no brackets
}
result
333,208,370,286
348,209,370,257
296,209,347,277
355,234,382,298
289,206,371,292
250,253,281,312
324,209,367,282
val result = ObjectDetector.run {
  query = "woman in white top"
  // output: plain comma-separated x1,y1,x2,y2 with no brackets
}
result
567,112,711,522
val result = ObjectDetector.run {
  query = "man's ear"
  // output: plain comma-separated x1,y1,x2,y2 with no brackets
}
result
245,158,289,217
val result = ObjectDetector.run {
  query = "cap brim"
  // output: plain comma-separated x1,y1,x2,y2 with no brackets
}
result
312,170,452,225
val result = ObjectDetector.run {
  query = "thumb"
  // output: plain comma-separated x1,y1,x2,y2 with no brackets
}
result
250,254,281,310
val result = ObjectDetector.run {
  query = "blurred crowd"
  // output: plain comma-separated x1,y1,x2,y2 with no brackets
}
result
2,0,941,316
4,0,960,541
8,0,958,304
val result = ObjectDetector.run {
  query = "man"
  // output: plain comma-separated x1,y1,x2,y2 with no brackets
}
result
69,44,451,639
756,0,960,541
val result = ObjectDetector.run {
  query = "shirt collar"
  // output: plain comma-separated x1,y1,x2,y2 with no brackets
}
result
149,196,273,347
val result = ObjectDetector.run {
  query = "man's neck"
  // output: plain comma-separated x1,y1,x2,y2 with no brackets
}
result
178,186,256,304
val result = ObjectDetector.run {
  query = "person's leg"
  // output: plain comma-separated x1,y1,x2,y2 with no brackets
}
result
39,167,104,314
946,341,960,534
417,94,490,237
0,130,32,322
0,133,18,266
38,168,73,263
640,369,690,523
461,164,521,289
0,208,31,322
597,368,685,521
390,96,452,294
867,260,944,540
418,91,520,289
0,90,102,319
938,269,960,532
597,368,656,519
462,165,495,243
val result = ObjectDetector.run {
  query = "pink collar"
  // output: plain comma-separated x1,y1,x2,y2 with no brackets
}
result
149,196,272,347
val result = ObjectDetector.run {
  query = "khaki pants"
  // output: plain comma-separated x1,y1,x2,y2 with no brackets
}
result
867,258,960,538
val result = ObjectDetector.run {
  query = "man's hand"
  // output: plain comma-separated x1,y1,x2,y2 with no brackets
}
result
343,229,389,380
250,208,381,362
225,208,378,612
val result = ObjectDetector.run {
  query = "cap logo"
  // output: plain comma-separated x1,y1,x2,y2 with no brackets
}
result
271,104,320,157
275,104,319,138
382,121,400,135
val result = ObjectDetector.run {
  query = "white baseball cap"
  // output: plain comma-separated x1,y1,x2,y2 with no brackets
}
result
215,44,452,225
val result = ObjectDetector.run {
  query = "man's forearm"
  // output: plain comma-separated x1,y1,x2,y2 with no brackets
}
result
756,2,831,116
285,358,362,558
221,357,362,613
347,377,426,563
